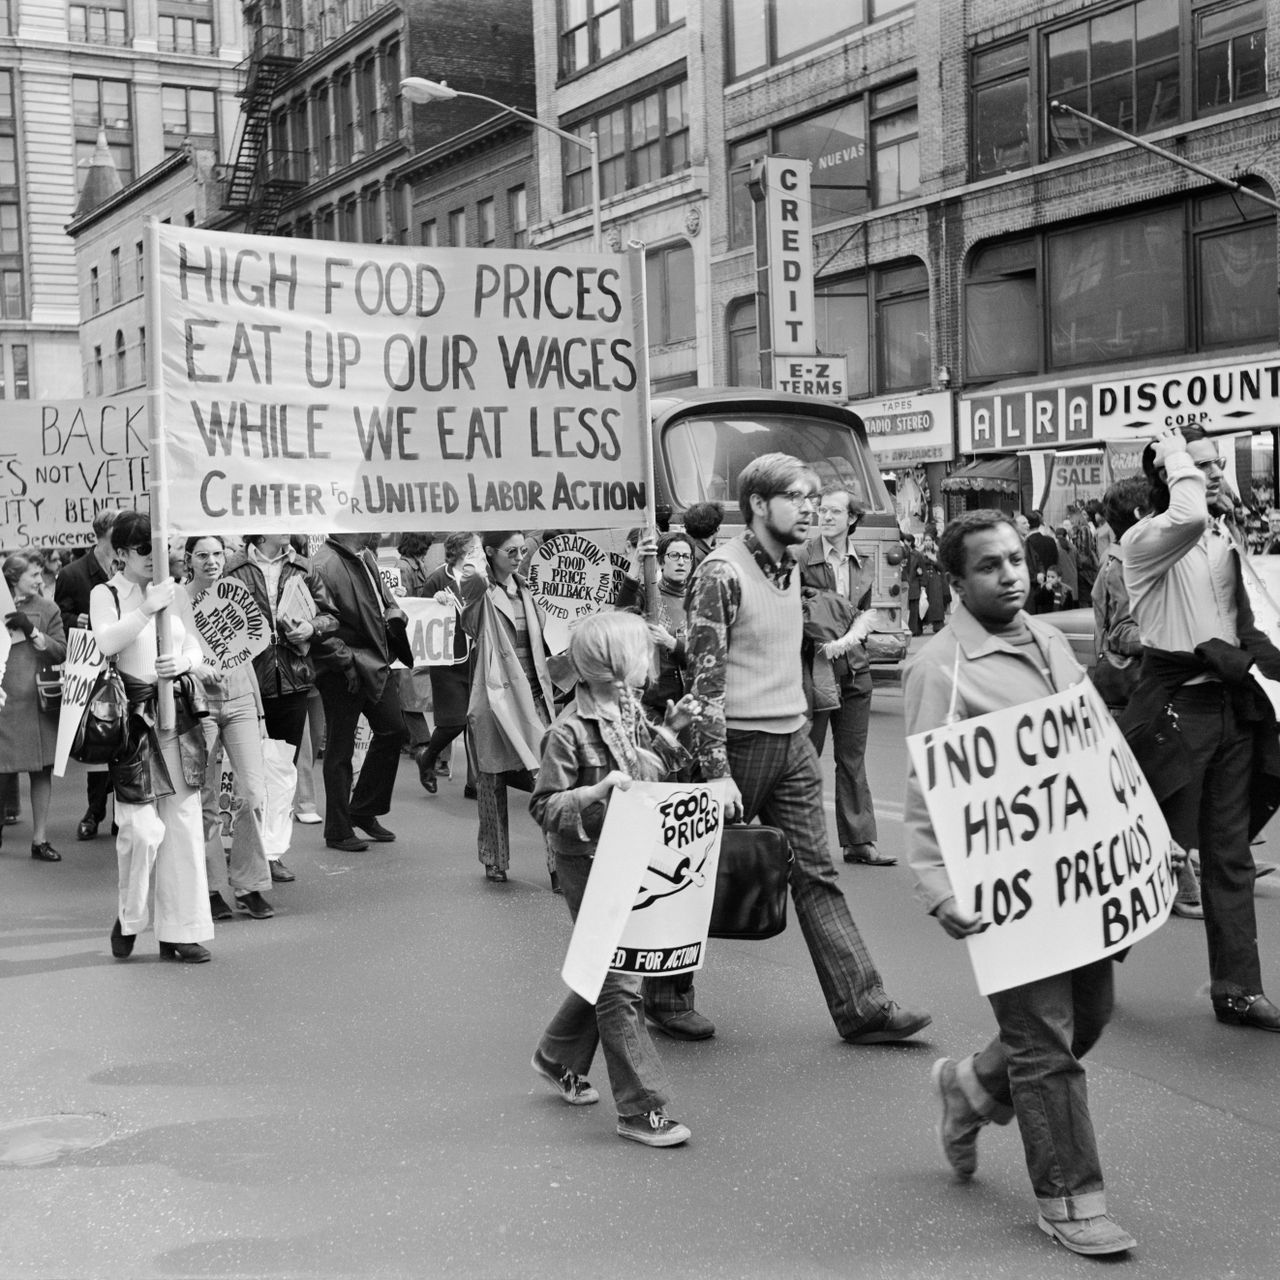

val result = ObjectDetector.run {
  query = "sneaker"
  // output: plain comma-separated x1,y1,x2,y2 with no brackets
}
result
531,1048,599,1106
931,1057,987,1180
616,1110,691,1148
294,810,322,826
1038,1214,1136,1256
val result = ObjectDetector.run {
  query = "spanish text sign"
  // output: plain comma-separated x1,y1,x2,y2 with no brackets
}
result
905,680,1176,995
562,780,725,1004
154,225,647,533
53,628,107,777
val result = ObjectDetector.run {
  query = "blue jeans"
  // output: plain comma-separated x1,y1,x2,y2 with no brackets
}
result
538,852,672,1118
201,691,271,896
962,958,1113,1222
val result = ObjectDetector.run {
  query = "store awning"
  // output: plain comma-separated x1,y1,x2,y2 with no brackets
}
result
940,455,1021,495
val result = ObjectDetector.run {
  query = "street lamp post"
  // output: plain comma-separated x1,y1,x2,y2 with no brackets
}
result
400,77,602,253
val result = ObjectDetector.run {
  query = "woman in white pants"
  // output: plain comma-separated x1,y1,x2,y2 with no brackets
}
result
183,535,274,923
91,511,214,964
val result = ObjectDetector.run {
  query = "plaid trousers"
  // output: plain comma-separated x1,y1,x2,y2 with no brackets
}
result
644,728,891,1038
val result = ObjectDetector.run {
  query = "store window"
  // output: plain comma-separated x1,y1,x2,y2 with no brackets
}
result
559,0,686,78
645,242,695,345
563,76,689,211
726,0,911,81
972,0,1268,176
963,185,1277,379
73,77,133,189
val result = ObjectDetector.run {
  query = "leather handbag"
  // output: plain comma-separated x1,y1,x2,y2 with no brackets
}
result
708,824,792,941
35,660,63,713
69,661,127,765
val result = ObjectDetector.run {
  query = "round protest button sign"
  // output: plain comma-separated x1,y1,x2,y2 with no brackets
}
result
524,533,614,653
192,579,270,673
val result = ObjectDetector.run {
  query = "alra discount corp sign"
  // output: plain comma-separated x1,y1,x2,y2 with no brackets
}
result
152,225,649,534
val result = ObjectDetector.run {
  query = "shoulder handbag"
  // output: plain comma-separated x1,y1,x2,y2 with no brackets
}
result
69,584,128,765
36,660,63,713
708,824,792,941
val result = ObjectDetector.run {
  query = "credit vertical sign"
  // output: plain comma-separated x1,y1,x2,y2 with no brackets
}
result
751,156,816,384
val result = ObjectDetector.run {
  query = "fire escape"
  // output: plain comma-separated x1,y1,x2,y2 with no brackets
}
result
221,24,303,233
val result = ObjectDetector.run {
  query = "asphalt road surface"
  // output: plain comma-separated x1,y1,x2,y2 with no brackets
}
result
3,687,1278,1279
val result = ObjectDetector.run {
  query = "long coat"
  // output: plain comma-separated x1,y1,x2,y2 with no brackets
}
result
0,595,67,772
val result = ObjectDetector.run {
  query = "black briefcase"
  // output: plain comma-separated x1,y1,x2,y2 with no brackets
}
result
708,824,792,941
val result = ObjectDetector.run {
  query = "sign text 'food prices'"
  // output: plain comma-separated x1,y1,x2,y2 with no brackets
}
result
154,225,648,534
562,781,726,1003
906,680,1177,995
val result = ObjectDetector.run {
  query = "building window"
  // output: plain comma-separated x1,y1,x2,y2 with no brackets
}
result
93,345,104,395
976,0,1268,175
815,261,930,397
335,69,354,166
139,326,146,376
448,208,466,247
380,39,402,142
421,218,438,246
563,77,690,211
1196,0,1266,112
162,87,217,155
312,84,332,178
726,0,907,81
89,266,100,315
645,242,695,344
0,343,30,398
870,80,919,206
971,40,1032,177
360,185,382,243
109,246,121,305
73,77,133,189
315,206,334,240
337,196,357,242
356,55,379,155
963,186,1277,380
0,74,20,321
559,0,686,77
69,3,127,46
509,186,528,248
478,197,496,247
728,96,872,248
726,296,761,386
135,239,144,296
114,330,127,390
158,3,215,56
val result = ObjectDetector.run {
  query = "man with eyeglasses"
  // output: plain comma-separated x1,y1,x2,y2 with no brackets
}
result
642,452,931,1045
1122,425,1280,1033
797,484,892,867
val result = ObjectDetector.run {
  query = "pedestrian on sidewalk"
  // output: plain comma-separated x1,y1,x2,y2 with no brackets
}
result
904,509,1136,1258
530,611,693,1148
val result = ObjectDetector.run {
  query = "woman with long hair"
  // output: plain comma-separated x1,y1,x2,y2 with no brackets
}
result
460,530,558,884
91,511,214,963
183,535,274,922
1,553,67,860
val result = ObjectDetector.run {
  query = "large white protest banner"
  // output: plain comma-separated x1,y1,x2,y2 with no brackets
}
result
0,397,149,548
905,679,1177,995
562,780,725,1003
153,225,648,534
53,628,107,776
524,532,614,653
192,579,270,674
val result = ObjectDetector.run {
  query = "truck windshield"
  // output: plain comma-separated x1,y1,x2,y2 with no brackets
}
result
662,413,889,513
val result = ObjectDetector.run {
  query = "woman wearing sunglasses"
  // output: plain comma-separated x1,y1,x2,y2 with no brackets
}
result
91,510,215,964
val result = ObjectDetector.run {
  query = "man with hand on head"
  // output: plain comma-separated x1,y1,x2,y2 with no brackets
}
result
905,509,1136,1259
1122,426,1280,1033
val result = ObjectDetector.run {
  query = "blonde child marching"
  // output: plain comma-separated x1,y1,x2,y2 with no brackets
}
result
530,611,695,1148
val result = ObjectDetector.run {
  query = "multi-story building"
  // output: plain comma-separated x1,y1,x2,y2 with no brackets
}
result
1,0,243,400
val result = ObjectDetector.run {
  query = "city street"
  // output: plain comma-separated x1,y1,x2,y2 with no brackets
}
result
3,685,1278,1280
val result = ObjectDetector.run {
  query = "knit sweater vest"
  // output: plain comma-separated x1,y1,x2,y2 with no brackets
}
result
705,536,807,734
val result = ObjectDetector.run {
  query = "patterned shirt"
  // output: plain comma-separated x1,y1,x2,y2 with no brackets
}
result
684,530,798,778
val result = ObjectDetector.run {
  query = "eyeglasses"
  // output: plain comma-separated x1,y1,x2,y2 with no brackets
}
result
664,551,693,562
775,489,820,509
125,542,152,556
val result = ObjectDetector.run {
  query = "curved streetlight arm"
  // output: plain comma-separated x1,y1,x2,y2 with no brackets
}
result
401,78,602,252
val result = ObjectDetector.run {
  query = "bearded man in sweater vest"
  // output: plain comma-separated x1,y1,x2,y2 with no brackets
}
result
642,453,931,1045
